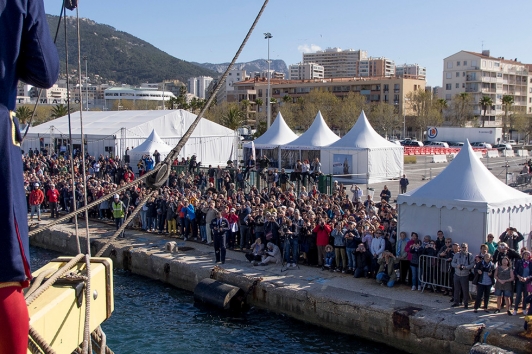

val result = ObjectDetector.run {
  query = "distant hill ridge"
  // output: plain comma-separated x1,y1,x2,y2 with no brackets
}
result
192,59,289,78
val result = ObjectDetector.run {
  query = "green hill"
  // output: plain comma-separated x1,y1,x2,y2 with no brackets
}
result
47,15,218,85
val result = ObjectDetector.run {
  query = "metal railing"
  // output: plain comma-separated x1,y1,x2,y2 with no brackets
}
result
418,255,453,292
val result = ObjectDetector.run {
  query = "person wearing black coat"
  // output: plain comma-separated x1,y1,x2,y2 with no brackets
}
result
493,242,521,266
354,243,373,278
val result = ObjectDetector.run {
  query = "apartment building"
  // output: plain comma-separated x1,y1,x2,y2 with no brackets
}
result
396,64,426,79
289,62,325,80
230,76,425,116
442,50,531,124
303,48,368,78
187,76,213,99
356,57,395,77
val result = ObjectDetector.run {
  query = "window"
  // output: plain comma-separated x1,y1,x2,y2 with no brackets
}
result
494,62,500,67
446,72,452,79
456,72,460,77
445,94,452,100
446,84,452,90
447,62,453,69
472,60,478,67
462,83,465,88
463,72,466,76
463,61,467,66
455,83,459,88
457,61,461,66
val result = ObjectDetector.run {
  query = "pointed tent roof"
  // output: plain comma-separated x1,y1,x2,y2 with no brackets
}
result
283,111,340,149
397,141,532,211
327,110,398,149
130,129,172,154
249,112,298,148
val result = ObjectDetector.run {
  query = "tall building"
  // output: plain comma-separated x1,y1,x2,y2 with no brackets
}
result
187,76,213,99
356,57,395,77
396,64,426,79
289,62,325,80
302,48,368,78
442,50,531,125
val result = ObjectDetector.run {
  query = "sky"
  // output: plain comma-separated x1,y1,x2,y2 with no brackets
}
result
43,0,532,87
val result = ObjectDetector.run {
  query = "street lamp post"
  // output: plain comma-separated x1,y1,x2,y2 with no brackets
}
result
83,56,88,111
264,32,272,128
403,95,406,139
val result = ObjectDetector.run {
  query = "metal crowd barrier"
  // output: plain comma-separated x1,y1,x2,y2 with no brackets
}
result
418,255,453,293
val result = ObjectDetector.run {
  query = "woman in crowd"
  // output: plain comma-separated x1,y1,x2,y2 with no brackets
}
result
494,256,515,315
473,253,495,313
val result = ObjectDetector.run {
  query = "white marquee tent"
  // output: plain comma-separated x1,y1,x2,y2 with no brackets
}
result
22,110,238,166
242,112,297,168
321,111,403,184
280,111,340,169
397,141,532,247
128,129,172,171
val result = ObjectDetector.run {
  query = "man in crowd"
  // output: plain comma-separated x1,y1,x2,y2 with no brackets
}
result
210,211,229,264
29,183,45,221
111,194,126,238
451,243,475,309
399,174,409,194
46,183,60,218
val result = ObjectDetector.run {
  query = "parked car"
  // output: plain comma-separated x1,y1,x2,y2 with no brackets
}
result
448,141,464,147
407,140,424,147
471,142,492,149
504,140,516,145
493,143,512,151
427,141,449,148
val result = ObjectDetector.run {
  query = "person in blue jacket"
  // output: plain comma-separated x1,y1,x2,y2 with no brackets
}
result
0,1,59,352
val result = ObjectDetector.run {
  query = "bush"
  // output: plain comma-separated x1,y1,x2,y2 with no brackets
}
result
404,156,417,164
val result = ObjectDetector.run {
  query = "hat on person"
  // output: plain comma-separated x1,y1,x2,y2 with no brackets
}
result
113,194,119,199
34,183,40,187
230,208,236,212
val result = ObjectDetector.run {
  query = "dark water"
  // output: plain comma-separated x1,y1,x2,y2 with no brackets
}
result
30,247,400,354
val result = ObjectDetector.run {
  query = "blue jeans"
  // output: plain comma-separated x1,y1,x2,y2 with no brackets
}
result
200,225,207,241
146,216,155,230
376,272,396,287
346,248,355,269
283,238,299,263
515,281,529,311
410,265,419,287
354,266,369,278
140,210,147,230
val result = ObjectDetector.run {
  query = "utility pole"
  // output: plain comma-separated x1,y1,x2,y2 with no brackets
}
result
264,32,272,128
83,56,88,111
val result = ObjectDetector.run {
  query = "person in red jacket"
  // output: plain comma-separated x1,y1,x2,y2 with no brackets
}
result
124,168,135,183
313,217,332,267
29,183,45,221
46,183,60,218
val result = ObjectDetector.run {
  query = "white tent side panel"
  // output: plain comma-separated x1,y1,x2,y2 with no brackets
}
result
321,149,368,184
398,204,486,246
367,147,403,184
489,205,532,250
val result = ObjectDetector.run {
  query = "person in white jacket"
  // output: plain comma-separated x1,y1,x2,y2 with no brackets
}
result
259,242,282,266
370,230,386,277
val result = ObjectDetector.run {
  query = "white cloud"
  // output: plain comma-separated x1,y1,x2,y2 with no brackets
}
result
297,44,322,53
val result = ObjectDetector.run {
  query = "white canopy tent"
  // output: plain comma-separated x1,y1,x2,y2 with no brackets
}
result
280,111,340,169
22,110,238,166
243,112,298,168
397,141,532,248
128,129,172,171
321,111,403,184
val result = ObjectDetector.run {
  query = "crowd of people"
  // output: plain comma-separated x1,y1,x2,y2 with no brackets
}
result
24,149,532,317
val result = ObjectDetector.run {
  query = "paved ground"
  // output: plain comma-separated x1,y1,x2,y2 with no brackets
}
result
347,154,532,204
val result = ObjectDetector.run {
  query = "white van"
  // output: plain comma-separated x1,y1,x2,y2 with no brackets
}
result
429,141,449,148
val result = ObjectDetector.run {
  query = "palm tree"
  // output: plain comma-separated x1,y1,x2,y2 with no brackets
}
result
51,104,69,119
15,106,34,125
221,106,245,130
502,95,514,137
436,98,447,114
254,98,263,113
282,95,292,104
479,96,493,127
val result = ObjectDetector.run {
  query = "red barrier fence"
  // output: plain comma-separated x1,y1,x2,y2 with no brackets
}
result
403,147,489,156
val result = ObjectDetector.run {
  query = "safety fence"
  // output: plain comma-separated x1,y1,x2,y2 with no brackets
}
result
418,255,453,292
404,147,488,156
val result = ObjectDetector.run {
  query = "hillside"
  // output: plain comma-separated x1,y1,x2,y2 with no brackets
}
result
192,59,289,78
46,15,218,85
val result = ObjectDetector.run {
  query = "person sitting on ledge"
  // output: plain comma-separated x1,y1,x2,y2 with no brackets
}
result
246,237,264,264
257,242,281,266
323,244,335,271
376,251,399,287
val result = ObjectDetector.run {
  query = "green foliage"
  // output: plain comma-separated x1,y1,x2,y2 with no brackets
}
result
50,104,70,118
47,15,217,85
446,93,474,127
406,90,443,133
221,105,245,130
479,96,493,128
15,106,34,124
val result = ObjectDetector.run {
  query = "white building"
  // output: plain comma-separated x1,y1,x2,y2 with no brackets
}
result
396,63,426,79
303,47,368,78
187,76,213,99
216,69,250,103
356,57,395,77
27,83,69,105
442,50,531,124
289,62,324,80
103,86,175,108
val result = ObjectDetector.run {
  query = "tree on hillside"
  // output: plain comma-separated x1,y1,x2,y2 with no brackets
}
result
479,96,493,128
336,92,368,134
15,106,34,125
447,93,473,126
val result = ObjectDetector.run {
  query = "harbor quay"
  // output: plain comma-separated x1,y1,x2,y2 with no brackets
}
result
30,221,532,354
